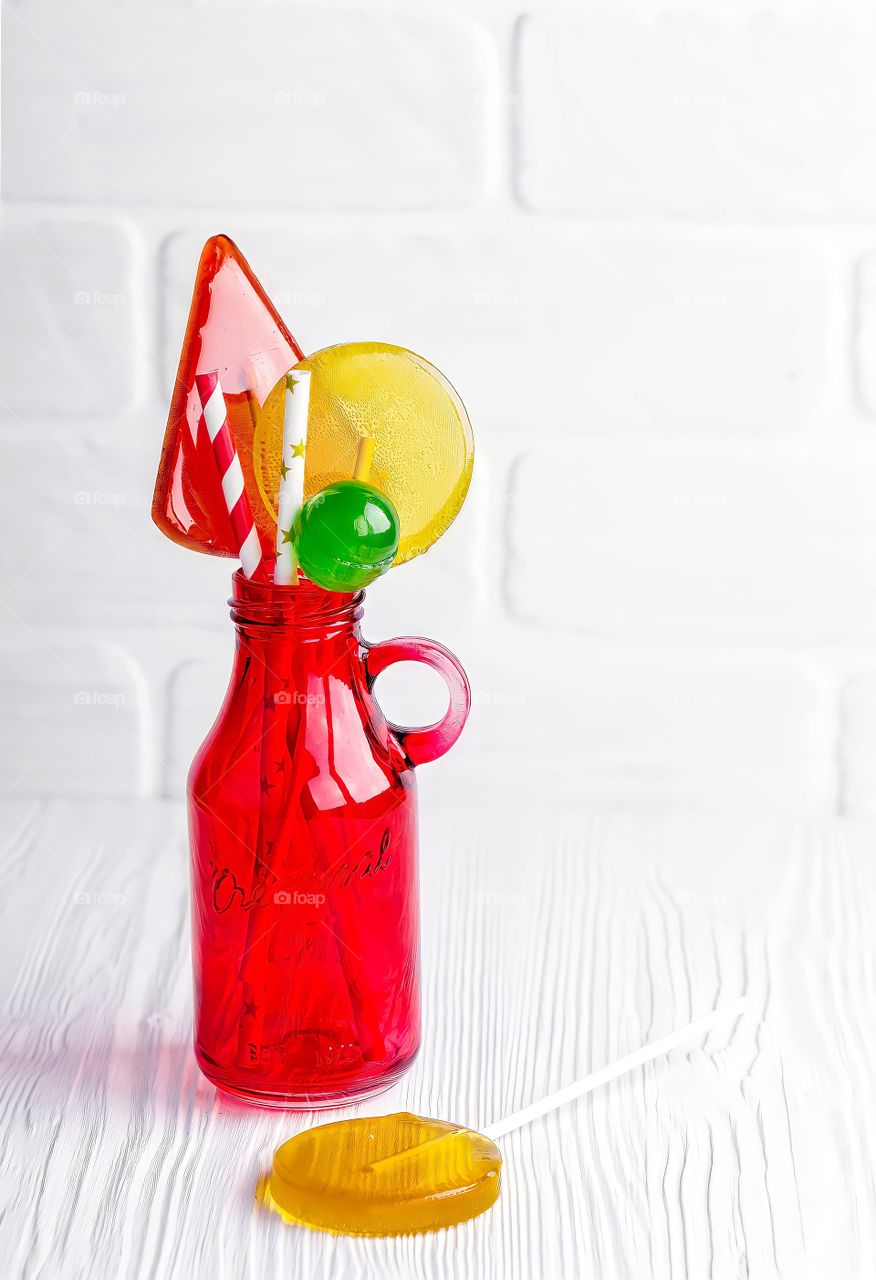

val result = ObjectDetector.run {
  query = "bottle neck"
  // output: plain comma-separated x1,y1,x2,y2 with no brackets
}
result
229,570,364,654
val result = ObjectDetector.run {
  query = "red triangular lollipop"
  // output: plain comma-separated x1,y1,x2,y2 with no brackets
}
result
153,235,304,557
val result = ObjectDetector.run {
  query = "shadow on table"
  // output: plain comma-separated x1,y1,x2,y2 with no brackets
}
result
0,1025,230,1118
0,1023,353,1129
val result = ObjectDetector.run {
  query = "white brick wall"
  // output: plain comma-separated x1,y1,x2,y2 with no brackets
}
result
4,0,876,814
515,9,876,218
6,6,495,210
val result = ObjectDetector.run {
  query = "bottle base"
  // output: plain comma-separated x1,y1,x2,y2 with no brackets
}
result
194,1045,418,1111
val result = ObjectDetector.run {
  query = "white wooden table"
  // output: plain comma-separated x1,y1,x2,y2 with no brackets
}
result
1,796,873,1279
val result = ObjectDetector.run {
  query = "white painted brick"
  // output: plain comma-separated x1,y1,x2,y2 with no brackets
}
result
854,255,876,417
0,629,144,797
0,435,231,629
516,10,876,217
162,227,828,436
508,448,876,642
5,5,492,209
840,674,876,815
164,644,231,800
455,642,826,813
0,217,135,420
371,619,827,811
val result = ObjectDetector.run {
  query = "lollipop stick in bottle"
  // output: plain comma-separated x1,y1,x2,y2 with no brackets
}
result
353,435,375,482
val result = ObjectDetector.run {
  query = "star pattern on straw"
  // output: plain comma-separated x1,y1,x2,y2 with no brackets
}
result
279,441,305,483
281,526,295,545
286,375,300,393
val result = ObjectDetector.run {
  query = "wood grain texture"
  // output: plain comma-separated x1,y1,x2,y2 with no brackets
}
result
0,797,873,1279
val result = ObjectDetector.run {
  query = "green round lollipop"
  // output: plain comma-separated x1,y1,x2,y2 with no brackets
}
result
293,481,400,592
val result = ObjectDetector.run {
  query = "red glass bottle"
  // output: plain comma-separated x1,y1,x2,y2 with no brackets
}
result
188,572,470,1107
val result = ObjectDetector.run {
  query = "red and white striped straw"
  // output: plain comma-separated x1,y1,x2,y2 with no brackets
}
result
195,371,263,579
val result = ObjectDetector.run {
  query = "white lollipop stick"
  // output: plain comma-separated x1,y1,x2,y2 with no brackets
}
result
274,369,311,585
482,996,751,1141
367,997,751,1173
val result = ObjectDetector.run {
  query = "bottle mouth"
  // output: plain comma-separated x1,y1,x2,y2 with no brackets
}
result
229,569,364,633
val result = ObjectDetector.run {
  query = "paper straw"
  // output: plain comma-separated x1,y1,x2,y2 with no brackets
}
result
195,371,262,579
274,370,311,585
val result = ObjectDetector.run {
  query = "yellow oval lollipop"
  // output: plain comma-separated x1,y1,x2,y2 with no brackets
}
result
261,1112,501,1237
252,343,474,565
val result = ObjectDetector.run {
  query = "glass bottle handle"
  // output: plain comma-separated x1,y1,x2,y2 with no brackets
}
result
364,637,471,766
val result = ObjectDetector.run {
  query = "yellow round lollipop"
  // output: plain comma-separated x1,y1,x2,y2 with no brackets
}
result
256,1002,748,1239
261,1113,501,1237
252,343,474,565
